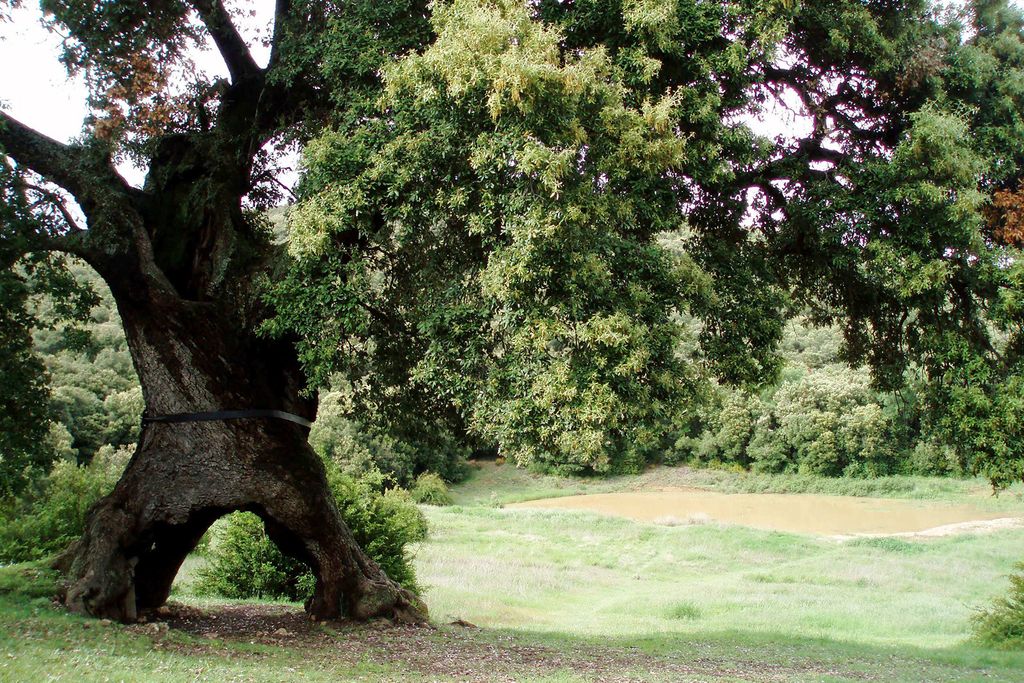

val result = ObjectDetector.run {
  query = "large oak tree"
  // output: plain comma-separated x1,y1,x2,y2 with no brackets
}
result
1,0,433,623
1,0,1022,624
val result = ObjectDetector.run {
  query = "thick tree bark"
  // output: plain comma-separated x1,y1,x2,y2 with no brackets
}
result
55,296,426,624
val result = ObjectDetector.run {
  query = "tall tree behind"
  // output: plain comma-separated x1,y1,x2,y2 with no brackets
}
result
750,0,1024,487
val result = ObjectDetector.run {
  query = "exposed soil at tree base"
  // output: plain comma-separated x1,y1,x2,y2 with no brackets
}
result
128,602,871,682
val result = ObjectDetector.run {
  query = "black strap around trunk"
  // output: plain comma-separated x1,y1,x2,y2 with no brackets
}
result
142,409,313,429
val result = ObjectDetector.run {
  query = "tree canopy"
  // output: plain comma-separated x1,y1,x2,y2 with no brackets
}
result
2,0,1024,487
261,0,1024,482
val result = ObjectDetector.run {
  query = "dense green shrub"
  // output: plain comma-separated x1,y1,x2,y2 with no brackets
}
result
0,445,130,563
310,403,410,481
195,468,428,601
778,318,844,370
685,390,760,468
331,469,428,589
410,472,453,506
672,362,915,478
973,563,1024,649
310,389,469,486
751,366,893,476
191,512,314,601
907,439,963,476
665,314,975,479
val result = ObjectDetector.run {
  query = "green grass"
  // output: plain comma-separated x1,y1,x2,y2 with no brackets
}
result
415,505,1024,648
449,460,602,506
0,587,402,682
653,467,1024,507
664,601,702,621
3,465,1024,681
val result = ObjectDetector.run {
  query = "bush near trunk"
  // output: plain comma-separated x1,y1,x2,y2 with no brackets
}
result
195,467,428,601
191,512,314,601
309,390,470,487
0,446,130,564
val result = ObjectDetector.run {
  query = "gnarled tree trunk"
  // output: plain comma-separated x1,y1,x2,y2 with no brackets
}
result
55,295,425,624
0,8,432,624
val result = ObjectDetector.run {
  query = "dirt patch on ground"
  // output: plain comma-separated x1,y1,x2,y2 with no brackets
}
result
832,516,1024,540
143,602,316,642
509,490,1020,536
134,602,869,682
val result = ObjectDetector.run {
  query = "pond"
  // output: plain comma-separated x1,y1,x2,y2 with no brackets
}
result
508,489,1021,536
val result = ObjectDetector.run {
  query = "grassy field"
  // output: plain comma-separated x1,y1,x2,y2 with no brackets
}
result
3,464,1024,682
416,505,1024,647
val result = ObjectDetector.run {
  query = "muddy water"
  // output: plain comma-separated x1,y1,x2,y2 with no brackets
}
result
508,489,1017,536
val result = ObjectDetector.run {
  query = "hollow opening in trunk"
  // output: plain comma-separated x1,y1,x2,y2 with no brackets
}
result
136,505,325,613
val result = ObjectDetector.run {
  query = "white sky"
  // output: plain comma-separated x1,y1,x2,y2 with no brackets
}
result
0,1,277,187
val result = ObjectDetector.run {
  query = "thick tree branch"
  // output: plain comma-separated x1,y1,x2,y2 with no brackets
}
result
0,111,89,198
750,180,789,214
5,172,89,258
761,65,895,149
795,138,845,165
268,0,292,69
1,115,175,299
32,231,93,259
1,112,145,216
189,0,262,83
